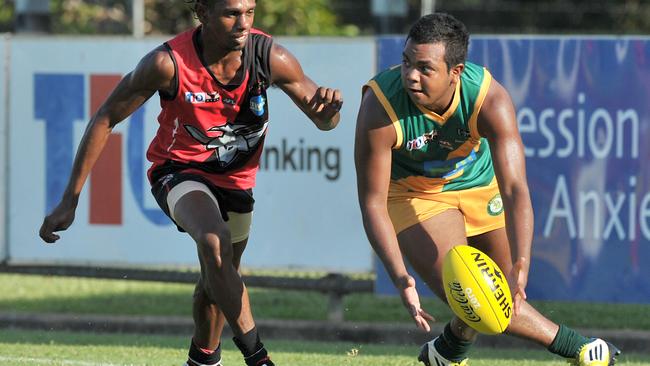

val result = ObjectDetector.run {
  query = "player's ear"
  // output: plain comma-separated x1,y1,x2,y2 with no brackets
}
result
195,0,211,24
450,63,464,83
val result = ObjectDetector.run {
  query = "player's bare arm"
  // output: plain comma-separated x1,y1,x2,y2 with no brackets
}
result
39,46,175,244
270,43,342,130
477,78,533,314
355,87,433,332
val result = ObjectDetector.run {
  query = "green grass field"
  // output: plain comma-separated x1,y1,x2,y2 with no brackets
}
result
1,273,650,365
2,273,649,330
2,329,650,366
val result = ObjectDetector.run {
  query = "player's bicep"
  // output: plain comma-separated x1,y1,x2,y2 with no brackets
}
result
98,47,174,126
354,88,396,208
478,80,528,193
269,43,318,111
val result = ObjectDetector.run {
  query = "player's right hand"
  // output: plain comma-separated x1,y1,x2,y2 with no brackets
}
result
303,86,343,127
398,275,435,332
39,201,77,244
508,257,528,317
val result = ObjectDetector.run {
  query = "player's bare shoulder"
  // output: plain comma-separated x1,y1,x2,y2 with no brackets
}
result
476,77,517,138
358,86,393,130
482,78,513,112
354,86,397,150
268,42,303,85
129,45,176,94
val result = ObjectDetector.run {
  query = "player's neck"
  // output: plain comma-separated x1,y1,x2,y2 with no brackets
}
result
196,27,244,84
423,85,456,115
199,33,243,65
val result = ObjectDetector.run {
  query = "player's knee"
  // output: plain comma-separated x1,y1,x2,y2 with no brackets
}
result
193,281,215,304
195,229,233,269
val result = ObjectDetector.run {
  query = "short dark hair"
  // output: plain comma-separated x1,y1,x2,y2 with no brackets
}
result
406,13,469,70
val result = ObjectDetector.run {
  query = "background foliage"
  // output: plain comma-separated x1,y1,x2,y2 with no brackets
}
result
45,0,359,36
0,0,14,32
1,0,650,35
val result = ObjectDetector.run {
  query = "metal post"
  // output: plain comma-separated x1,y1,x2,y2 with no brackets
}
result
15,0,51,33
132,0,145,38
133,0,145,38
421,0,436,17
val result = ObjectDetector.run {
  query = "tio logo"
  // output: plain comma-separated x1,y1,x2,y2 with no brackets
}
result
35,73,168,226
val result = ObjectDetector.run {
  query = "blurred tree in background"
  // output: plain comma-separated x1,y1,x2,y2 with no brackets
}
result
0,0,14,32
51,0,130,34
47,0,359,36
255,0,359,36
2,0,650,35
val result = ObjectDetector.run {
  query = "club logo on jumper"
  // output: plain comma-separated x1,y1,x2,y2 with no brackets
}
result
185,91,221,104
406,130,439,151
457,128,471,138
250,94,266,116
185,121,268,167
438,140,454,150
487,194,504,216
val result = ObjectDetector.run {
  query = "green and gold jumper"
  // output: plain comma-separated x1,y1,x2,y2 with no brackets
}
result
365,62,505,235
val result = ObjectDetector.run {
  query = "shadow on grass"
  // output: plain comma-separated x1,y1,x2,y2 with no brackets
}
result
0,288,329,320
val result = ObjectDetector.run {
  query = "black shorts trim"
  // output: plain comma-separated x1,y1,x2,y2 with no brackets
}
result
150,172,254,233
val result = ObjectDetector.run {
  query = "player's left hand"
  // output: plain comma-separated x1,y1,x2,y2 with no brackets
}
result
39,199,77,244
399,275,435,332
508,257,528,317
304,86,343,124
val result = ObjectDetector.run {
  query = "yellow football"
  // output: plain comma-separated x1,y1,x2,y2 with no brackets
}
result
442,245,512,335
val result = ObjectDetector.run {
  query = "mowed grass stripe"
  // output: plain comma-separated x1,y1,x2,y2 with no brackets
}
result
2,274,649,330
2,330,650,366
0,356,130,366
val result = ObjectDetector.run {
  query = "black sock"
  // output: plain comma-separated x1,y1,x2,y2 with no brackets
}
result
233,327,272,365
233,327,262,356
548,324,591,358
433,323,474,362
187,339,221,366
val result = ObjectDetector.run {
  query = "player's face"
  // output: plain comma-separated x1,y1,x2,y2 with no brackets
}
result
401,40,463,112
198,0,256,51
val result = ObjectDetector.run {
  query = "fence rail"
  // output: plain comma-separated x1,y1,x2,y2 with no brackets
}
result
0,264,374,322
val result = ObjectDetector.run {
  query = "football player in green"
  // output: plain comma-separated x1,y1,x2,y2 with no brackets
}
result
354,12,620,366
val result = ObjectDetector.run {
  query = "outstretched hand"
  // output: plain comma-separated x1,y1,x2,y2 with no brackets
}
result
508,257,528,317
303,86,343,123
39,201,77,244
399,275,435,332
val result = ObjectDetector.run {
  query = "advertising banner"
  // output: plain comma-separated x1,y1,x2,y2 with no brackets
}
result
9,36,375,271
375,36,650,302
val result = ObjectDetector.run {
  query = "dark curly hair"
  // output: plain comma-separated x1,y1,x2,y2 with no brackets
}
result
406,13,469,70
185,0,218,17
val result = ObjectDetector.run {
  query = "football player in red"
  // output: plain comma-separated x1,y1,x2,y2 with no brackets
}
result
39,1,342,365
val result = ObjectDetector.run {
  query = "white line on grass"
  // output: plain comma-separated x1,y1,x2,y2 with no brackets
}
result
0,356,143,366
